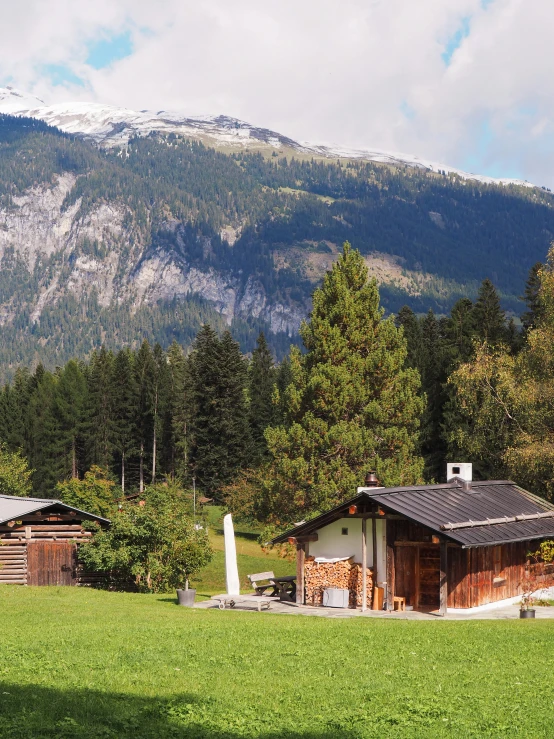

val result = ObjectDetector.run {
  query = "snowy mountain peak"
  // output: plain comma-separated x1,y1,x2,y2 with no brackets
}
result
0,86,45,112
0,87,534,190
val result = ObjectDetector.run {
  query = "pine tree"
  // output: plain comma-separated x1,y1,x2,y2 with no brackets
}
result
52,360,88,480
443,298,475,364
472,278,506,345
167,340,194,481
111,349,137,492
248,332,276,462
395,306,423,369
134,340,155,493
521,262,544,336
150,343,169,484
86,347,115,470
191,325,250,498
263,243,424,523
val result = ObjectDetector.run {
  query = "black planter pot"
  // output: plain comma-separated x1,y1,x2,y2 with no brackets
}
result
519,609,536,619
177,588,196,607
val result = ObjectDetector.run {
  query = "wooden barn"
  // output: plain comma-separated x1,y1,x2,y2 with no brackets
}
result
0,494,110,586
272,466,554,613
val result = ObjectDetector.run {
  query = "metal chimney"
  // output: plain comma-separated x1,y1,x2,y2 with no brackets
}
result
364,471,380,487
447,462,472,483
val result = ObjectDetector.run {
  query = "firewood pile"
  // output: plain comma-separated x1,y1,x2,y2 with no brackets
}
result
304,556,373,608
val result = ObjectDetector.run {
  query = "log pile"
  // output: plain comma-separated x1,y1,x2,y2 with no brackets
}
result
304,556,373,608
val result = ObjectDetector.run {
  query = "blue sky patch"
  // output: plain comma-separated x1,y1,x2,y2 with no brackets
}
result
42,64,84,88
86,30,133,70
442,17,471,66
400,100,415,120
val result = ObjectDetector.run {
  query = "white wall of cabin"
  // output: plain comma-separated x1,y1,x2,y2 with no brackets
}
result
309,518,387,582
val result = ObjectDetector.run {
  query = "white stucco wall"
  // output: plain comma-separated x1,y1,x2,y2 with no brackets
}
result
309,518,387,582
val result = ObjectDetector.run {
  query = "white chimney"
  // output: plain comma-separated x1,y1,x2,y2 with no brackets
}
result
447,462,472,483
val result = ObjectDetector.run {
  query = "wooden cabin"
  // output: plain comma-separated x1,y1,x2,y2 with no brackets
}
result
0,494,110,586
272,470,554,613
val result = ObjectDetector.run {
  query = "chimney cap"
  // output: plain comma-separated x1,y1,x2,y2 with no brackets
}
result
365,471,380,487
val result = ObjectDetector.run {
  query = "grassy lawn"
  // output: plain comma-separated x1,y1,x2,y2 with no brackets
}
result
1,587,554,738
193,507,295,597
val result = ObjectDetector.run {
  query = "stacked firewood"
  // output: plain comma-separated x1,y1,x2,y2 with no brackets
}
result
304,556,373,608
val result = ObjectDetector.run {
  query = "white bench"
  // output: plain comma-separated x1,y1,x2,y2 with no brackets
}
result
212,594,273,611
247,571,277,596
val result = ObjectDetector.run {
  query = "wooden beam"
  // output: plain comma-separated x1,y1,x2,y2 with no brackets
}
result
440,540,448,616
371,515,377,580
361,517,367,612
386,520,395,611
441,510,554,530
296,543,306,605
394,540,461,548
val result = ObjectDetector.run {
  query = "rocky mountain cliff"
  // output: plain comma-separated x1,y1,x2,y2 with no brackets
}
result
0,101,553,376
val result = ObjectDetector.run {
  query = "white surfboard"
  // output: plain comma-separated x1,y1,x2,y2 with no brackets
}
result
224,513,240,596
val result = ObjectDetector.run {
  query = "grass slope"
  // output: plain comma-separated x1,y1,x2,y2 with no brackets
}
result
194,508,295,597
1,586,554,738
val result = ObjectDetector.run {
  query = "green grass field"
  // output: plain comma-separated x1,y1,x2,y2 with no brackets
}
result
1,586,554,738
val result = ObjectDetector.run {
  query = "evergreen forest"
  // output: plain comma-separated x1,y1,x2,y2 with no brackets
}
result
1,244,552,525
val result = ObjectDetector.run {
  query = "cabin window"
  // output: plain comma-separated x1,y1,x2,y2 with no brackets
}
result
341,527,349,536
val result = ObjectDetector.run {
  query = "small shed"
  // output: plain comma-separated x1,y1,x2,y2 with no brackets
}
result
0,494,109,586
272,473,554,613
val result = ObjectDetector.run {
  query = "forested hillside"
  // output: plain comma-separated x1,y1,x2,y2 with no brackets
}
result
0,113,554,374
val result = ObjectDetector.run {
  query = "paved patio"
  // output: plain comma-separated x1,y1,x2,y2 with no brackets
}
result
195,592,554,620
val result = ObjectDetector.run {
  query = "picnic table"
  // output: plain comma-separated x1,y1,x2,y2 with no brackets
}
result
269,575,296,602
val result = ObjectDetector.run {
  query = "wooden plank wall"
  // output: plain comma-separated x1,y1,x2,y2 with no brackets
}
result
447,541,554,608
0,522,93,586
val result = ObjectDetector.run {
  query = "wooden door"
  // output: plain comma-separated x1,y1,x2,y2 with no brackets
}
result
393,545,418,607
418,545,440,608
27,541,77,586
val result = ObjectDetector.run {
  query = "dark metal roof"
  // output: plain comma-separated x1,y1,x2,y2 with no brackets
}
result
0,494,110,526
272,480,554,548
368,480,554,547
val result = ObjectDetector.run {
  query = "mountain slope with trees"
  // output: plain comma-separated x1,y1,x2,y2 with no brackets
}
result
0,114,553,374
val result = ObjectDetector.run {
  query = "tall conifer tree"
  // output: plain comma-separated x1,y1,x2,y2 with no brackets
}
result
263,243,424,523
111,349,137,492
472,278,506,345
248,332,276,462
191,326,250,497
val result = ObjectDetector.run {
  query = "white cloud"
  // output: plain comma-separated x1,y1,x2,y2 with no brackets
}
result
1,0,554,185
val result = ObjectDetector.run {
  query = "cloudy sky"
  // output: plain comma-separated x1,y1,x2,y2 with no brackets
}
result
0,0,552,185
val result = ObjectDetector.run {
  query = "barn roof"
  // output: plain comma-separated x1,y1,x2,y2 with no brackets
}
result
0,494,110,526
272,479,554,548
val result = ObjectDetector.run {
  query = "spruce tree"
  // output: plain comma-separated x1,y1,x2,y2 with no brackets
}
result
111,349,137,492
167,340,194,481
191,325,250,498
472,278,506,345
443,298,475,364
263,243,424,523
395,306,423,369
521,262,544,336
133,340,155,493
86,347,115,470
248,332,276,462
52,360,88,480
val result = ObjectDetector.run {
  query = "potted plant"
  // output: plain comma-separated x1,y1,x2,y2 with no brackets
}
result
519,590,536,619
177,578,196,607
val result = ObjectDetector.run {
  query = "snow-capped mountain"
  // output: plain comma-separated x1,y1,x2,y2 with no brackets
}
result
0,86,533,189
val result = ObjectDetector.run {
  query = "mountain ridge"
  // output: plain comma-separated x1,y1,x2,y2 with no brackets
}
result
0,85,536,189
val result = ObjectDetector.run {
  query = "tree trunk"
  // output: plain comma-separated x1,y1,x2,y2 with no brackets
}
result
152,388,158,483
151,431,156,483
121,450,125,493
71,438,77,479
139,441,144,493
